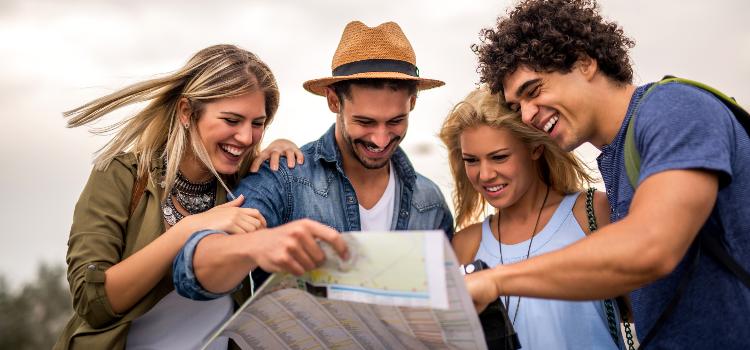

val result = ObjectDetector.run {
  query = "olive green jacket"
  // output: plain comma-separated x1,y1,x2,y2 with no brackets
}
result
54,153,251,349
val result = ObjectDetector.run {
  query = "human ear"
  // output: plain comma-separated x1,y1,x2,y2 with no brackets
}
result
409,95,417,111
577,56,598,81
325,87,341,113
177,97,193,127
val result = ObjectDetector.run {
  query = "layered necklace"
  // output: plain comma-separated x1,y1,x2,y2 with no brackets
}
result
162,170,217,226
497,185,550,325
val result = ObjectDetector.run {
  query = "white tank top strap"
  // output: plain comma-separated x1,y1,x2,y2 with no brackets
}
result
558,190,582,214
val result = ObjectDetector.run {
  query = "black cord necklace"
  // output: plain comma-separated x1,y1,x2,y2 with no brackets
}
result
497,185,550,325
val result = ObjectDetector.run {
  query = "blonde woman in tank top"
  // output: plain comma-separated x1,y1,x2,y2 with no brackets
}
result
439,87,625,349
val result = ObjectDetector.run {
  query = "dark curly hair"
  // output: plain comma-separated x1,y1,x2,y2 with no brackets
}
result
474,0,635,94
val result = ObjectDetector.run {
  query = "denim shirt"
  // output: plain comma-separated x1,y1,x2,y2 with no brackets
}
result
174,125,454,300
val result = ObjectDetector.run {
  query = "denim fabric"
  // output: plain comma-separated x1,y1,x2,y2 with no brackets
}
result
174,125,454,300
172,229,240,301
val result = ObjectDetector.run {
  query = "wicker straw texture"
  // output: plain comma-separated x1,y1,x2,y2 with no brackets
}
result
303,21,445,96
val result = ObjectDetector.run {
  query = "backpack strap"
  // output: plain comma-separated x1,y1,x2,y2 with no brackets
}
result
702,233,750,287
622,76,750,347
640,233,750,349
638,241,703,348
625,76,750,188
623,111,641,189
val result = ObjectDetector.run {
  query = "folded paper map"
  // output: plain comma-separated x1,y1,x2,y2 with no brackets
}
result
202,231,487,350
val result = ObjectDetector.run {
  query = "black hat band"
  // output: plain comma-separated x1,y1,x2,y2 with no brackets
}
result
333,59,419,77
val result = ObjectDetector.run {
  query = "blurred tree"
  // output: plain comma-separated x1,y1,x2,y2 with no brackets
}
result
0,263,72,349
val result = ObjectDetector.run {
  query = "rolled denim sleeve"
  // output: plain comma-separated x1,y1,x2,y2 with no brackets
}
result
173,229,241,300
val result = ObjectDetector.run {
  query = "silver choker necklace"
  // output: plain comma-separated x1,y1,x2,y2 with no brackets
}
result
173,171,216,214
162,171,216,226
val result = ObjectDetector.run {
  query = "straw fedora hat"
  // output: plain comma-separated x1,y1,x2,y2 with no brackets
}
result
303,21,445,96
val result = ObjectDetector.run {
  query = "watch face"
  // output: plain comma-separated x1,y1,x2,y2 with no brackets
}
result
460,260,489,275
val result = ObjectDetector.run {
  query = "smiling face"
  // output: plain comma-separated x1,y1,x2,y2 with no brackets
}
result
180,90,267,179
460,124,542,210
328,84,415,170
502,65,596,152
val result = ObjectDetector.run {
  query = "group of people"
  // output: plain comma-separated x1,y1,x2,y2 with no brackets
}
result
55,0,749,349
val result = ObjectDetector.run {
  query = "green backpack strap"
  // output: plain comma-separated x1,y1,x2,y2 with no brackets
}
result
624,75,750,189
623,112,642,189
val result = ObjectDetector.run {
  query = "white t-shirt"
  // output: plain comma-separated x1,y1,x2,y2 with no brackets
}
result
358,163,396,231
126,291,233,350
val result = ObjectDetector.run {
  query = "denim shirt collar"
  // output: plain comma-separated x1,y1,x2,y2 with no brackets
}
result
313,125,418,189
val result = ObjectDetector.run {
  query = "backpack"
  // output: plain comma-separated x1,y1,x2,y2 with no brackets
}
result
623,76,750,347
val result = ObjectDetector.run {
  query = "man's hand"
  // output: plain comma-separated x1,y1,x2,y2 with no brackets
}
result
251,138,305,172
247,219,349,276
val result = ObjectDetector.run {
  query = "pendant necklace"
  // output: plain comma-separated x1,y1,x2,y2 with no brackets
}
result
497,185,550,325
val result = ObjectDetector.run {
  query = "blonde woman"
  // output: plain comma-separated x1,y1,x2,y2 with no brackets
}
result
440,87,624,349
55,45,347,349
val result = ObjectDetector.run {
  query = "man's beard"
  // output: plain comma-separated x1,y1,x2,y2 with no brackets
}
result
339,118,401,169
348,137,400,169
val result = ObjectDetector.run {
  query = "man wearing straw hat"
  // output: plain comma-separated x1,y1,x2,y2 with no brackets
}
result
172,21,454,298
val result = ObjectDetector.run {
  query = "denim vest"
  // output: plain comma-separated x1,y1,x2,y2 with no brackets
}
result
174,125,454,300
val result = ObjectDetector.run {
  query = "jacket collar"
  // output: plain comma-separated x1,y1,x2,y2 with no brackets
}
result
313,124,417,187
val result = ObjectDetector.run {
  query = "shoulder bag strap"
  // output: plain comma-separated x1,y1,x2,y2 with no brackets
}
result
129,173,149,216
584,188,635,349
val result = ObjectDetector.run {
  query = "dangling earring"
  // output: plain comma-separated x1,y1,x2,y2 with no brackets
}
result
183,122,189,129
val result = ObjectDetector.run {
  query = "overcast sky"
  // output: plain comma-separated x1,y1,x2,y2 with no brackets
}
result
1,0,748,288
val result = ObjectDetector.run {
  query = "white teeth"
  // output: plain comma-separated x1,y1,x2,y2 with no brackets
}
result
220,144,243,156
365,145,385,153
543,115,559,133
485,185,504,192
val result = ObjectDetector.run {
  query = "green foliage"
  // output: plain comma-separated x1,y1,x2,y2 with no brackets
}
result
0,263,72,349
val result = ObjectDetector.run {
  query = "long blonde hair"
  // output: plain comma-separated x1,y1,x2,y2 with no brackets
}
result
65,44,279,198
439,86,594,230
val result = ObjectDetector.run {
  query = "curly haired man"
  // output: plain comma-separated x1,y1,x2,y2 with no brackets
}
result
467,0,750,348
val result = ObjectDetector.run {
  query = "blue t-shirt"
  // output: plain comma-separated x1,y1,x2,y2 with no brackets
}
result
597,83,750,348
